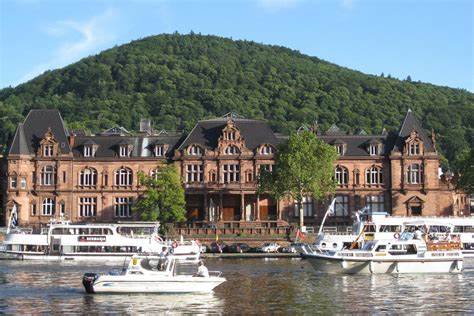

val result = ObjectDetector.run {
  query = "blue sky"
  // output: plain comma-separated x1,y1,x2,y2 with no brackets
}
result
1,0,472,91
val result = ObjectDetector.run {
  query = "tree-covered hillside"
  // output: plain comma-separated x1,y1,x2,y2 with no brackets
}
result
1,33,472,166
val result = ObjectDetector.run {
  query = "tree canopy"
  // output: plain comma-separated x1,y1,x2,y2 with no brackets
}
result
259,130,338,227
1,33,472,167
133,165,186,231
455,149,474,194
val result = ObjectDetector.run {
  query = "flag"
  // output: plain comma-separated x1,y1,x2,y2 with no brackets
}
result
296,229,305,241
11,205,18,227
327,198,337,216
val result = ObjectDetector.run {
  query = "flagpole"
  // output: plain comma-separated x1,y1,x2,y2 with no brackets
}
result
6,204,17,235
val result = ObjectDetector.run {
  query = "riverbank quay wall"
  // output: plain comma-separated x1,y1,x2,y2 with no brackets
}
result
2,109,470,230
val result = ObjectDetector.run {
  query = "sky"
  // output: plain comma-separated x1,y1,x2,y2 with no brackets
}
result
0,0,473,91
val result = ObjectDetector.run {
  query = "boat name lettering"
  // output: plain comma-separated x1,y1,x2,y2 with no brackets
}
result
78,236,106,242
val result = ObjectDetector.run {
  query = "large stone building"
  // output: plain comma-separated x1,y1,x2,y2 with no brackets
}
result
2,109,470,228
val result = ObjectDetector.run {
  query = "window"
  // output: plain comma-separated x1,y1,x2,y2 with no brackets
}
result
260,145,274,155
150,169,160,180
365,166,383,185
245,170,253,182
188,145,202,155
409,142,420,156
186,164,203,183
43,144,53,157
20,177,27,189
335,145,344,155
41,165,55,186
83,145,93,157
115,197,132,217
369,144,378,156
335,195,349,217
295,196,313,217
354,169,360,185
79,197,97,217
407,163,422,184
208,170,217,182
59,201,65,216
42,198,55,216
115,168,133,186
224,145,240,155
10,174,17,189
80,168,97,186
154,145,164,157
366,195,385,212
119,145,129,157
260,164,273,173
223,164,240,183
335,166,349,185
30,203,37,216
63,171,67,183
224,131,236,140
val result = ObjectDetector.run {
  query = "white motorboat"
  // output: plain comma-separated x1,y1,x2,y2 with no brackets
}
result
1,220,201,262
82,255,226,293
303,238,463,274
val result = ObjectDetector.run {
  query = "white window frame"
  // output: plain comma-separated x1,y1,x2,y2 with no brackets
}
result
224,145,240,155
366,195,385,212
154,145,164,157
79,197,97,217
115,168,133,186
83,145,93,157
119,146,129,157
41,165,55,186
366,166,383,185
223,164,240,183
186,164,203,183
409,142,420,156
43,144,53,157
294,196,313,217
115,197,132,217
188,145,202,155
335,166,349,185
408,163,421,184
369,144,378,156
42,198,55,216
10,175,17,189
260,145,273,155
80,168,97,186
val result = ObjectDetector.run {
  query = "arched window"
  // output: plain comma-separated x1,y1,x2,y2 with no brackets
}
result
79,168,97,186
41,165,55,186
188,145,202,155
260,145,274,155
365,166,383,185
115,168,133,186
42,198,55,216
224,145,240,155
407,163,422,184
245,170,253,182
9,173,18,189
208,170,217,183
335,166,349,185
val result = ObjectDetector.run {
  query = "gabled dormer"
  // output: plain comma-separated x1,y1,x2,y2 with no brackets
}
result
333,139,346,156
186,144,203,156
217,117,249,156
153,143,169,157
404,130,424,156
367,139,383,156
38,127,58,158
257,144,275,155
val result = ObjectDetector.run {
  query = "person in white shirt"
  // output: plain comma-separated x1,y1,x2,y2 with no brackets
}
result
414,228,423,240
195,261,209,277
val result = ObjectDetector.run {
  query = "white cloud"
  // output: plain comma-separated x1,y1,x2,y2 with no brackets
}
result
15,8,118,86
257,0,302,12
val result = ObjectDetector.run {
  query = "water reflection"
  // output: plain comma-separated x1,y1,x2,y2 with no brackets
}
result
0,258,473,314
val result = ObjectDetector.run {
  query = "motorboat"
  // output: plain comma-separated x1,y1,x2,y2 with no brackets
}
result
82,255,226,293
1,219,201,262
303,238,463,274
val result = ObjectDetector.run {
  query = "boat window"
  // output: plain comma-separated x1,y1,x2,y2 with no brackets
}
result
362,241,376,251
365,224,376,233
379,225,401,233
405,244,417,254
51,228,72,235
375,245,386,252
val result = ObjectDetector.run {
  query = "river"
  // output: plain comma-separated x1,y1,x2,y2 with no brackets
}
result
0,258,473,314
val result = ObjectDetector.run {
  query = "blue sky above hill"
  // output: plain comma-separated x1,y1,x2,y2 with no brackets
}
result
0,0,472,91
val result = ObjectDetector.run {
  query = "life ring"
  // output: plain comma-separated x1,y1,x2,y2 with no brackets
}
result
172,241,178,248
393,233,400,239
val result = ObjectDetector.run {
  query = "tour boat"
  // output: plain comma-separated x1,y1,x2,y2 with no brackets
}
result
303,238,463,274
82,255,226,293
313,210,474,257
1,220,201,261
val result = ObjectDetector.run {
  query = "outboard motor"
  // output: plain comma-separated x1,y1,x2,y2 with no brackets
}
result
82,273,98,294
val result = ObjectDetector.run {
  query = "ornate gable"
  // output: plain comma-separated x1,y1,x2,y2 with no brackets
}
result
37,127,59,157
217,118,251,156
403,129,424,156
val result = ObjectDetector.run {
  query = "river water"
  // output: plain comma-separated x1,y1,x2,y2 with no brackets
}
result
0,258,473,314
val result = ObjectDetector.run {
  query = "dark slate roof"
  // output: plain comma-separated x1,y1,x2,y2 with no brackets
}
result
72,134,183,158
319,135,389,156
393,109,434,152
9,123,29,155
9,109,70,155
178,118,280,151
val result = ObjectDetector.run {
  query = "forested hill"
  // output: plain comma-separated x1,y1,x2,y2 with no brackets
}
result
0,33,472,165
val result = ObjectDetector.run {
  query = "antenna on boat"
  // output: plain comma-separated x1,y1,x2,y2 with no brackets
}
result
317,199,336,236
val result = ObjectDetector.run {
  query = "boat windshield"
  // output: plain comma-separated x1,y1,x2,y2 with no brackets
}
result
362,241,377,251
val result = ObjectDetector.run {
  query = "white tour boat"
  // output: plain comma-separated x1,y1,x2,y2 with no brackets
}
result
303,238,463,274
82,255,226,293
313,208,474,257
1,219,201,261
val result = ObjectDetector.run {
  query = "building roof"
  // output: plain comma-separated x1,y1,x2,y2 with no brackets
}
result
9,109,71,155
178,117,280,151
393,109,434,152
319,135,389,156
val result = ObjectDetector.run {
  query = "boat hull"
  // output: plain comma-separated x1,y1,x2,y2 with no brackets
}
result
85,275,226,293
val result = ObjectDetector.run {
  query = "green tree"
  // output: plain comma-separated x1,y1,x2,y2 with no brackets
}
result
455,149,474,194
133,164,186,232
259,130,338,227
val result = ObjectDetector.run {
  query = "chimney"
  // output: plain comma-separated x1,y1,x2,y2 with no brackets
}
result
140,118,152,134
69,131,75,147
